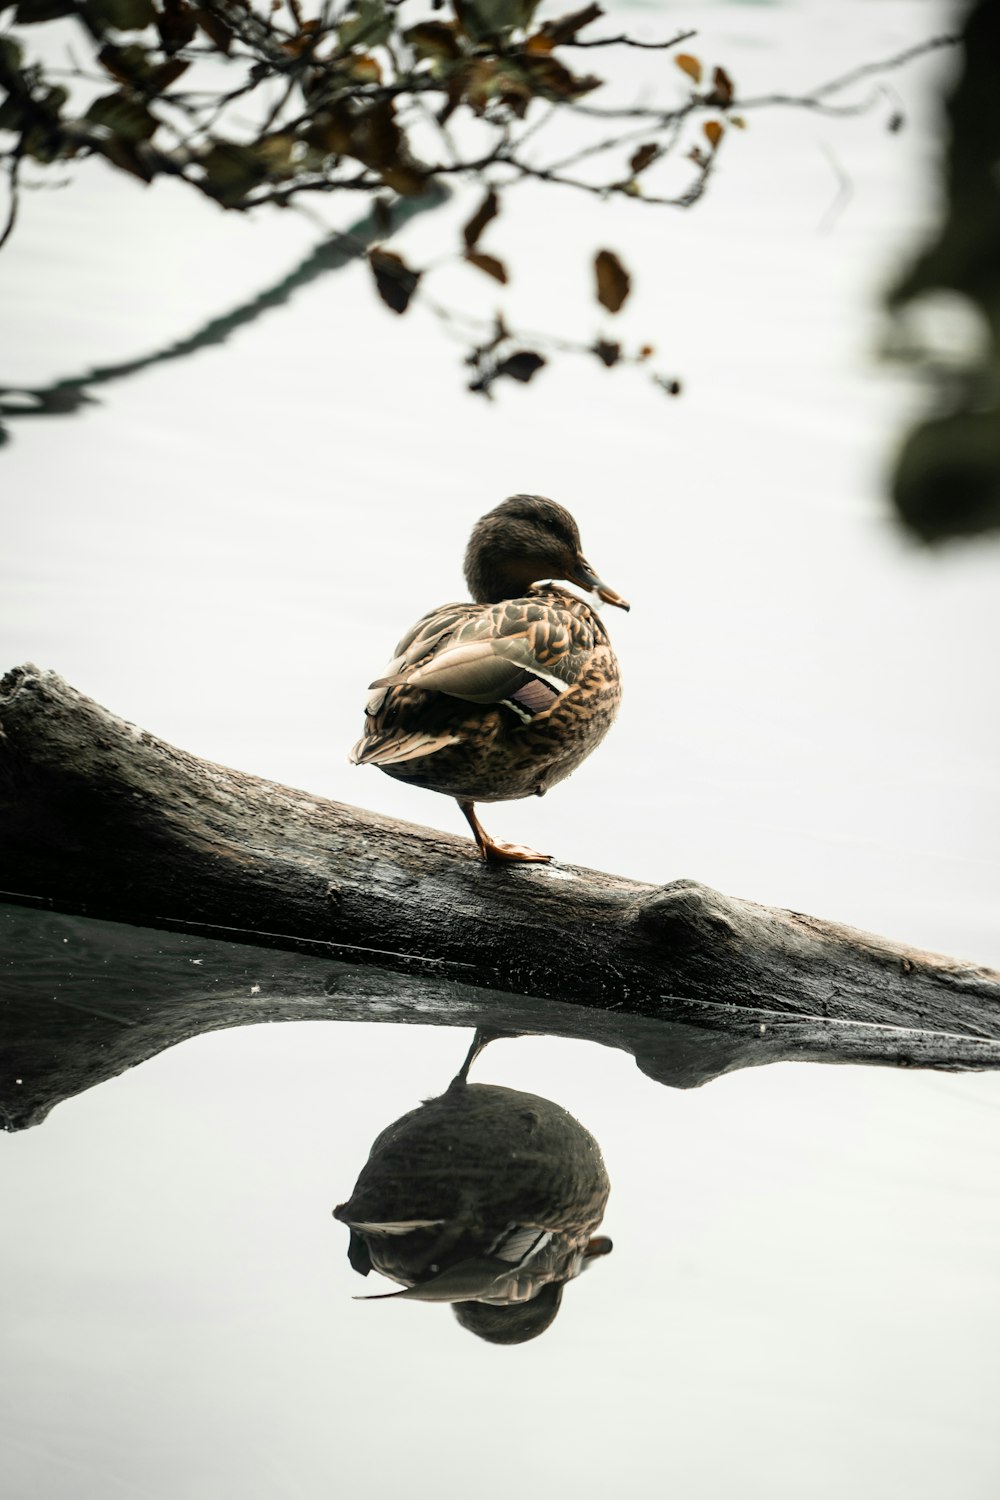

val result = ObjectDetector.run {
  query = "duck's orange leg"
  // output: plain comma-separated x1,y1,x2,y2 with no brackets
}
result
457,801,551,865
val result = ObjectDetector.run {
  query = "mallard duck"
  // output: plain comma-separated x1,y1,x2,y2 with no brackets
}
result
333,1031,612,1344
349,493,629,863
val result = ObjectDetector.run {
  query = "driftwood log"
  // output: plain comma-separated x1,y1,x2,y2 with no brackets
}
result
2,663,1000,1132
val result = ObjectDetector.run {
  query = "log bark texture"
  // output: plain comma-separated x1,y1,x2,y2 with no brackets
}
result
2,663,1000,1130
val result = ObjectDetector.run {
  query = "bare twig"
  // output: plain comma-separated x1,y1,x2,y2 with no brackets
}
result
0,147,22,254
565,27,696,51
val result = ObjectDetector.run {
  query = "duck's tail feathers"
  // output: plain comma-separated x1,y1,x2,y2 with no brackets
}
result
350,731,461,768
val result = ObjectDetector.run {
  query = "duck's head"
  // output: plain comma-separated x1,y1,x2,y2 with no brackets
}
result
453,1280,565,1344
464,494,629,610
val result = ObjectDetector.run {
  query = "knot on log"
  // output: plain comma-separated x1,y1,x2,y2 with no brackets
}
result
630,879,740,951
0,662,37,702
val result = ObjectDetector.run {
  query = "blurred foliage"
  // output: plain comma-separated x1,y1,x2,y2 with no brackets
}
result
886,0,1000,543
0,0,956,394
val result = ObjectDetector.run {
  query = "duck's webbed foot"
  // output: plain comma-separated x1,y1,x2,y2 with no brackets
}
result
483,840,552,864
457,801,551,865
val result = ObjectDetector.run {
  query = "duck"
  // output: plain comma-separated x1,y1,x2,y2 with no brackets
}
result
333,1031,613,1344
349,493,629,863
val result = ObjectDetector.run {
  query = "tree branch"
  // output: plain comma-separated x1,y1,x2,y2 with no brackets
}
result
564,28,697,52
0,146,22,254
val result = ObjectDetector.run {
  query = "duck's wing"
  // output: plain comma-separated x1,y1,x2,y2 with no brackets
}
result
351,596,595,769
359,602,478,715
350,601,483,768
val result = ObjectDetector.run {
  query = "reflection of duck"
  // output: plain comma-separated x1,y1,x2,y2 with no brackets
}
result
334,1032,612,1343
349,494,629,863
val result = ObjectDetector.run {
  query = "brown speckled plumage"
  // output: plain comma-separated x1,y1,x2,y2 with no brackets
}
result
350,495,628,862
333,1074,612,1341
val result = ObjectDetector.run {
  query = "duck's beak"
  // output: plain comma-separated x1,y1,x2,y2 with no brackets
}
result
570,556,630,611
583,1235,613,1260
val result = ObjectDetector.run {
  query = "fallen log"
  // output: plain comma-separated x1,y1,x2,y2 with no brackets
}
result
2,663,999,1131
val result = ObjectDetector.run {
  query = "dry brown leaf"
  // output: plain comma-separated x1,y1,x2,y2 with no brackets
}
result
462,188,499,250
465,249,508,284
348,53,383,82
404,20,462,61
369,247,421,314
629,142,658,176
675,53,702,84
594,249,631,314
536,3,603,47
711,65,734,104
496,350,545,383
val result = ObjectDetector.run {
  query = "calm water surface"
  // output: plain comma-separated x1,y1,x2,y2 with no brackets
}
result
2,1,999,1496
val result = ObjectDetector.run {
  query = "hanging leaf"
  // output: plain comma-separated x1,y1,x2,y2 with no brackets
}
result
454,0,540,44
370,247,421,314
347,53,383,83
711,65,734,105
461,56,532,117
98,42,155,87
380,163,426,196
593,340,621,368
282,18,321,58
674,53,702,84
306,97,423,193
629,143,658,176
0,96,26,131
348,99,402,169
703,119,724,149
0,35,24,70
83,0,156,30
200,140,268,205
145,57,190,93
339,0,392,51
465,249,508,284
193,7,233,52
252,131,298,176
462,188,499,250
495,350,545,383
534,2,603,47
405,20,462,61
157,0,197,54
521,53,601,101
97,133,154,181
17,81,69,164
13,0,76,22
730,115,746,130
85,91,158,140
594,249,631,314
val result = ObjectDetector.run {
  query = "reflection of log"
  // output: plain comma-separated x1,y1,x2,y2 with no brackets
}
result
2,663,1000,1131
